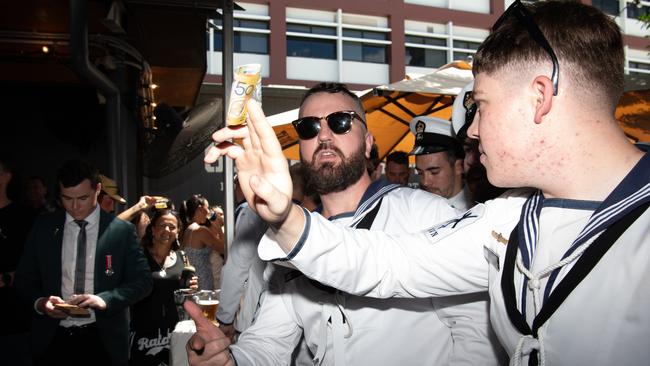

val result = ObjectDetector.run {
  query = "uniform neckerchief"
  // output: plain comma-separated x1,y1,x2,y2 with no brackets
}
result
516,149,650,313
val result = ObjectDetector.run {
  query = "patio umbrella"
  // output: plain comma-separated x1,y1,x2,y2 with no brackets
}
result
271,61,473,162
617,73,650,142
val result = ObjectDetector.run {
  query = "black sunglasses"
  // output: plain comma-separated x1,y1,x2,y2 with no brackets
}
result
492,0,559,95
292,111,366,140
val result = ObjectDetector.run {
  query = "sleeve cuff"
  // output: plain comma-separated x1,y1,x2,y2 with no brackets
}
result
258,206,311,261
34,297,45,315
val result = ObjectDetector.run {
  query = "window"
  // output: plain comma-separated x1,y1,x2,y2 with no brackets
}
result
343,42,387,63
287,36,337,59
285,12,390,63
453,40,481,51
341,27,390,64
405,21,486,68
592,0,621,16
627,3,650,19
342,29,388,40
286,22,337,59
210,18,270,55
629,61,650,74
405,47,447,68
405,35,446,47
287,23,337,35
630,61,650,70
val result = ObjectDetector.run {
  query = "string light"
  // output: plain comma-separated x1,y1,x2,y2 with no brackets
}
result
42,45,49,54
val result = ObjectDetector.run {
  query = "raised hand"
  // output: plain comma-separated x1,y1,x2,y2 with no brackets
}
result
185,301,234,366
204,99,293,225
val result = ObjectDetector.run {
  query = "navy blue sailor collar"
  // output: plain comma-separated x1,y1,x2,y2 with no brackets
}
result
315,180,402,222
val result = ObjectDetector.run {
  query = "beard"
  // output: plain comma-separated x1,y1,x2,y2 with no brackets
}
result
301,142,367,195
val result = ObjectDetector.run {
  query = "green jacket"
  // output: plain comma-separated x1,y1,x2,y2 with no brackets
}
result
15,209,152,365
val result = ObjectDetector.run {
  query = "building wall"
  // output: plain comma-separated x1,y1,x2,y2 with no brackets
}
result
203,0,650,90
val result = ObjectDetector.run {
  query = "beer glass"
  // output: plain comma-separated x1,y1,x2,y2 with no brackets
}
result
192,289,220,324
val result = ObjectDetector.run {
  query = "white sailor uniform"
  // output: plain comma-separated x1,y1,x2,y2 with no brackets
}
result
259,149,650,365
235,182,506,366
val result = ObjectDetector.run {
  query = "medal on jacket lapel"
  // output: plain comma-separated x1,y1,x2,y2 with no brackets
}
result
105,255,114,276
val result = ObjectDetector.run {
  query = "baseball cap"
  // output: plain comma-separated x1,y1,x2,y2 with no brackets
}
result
99,174,127,204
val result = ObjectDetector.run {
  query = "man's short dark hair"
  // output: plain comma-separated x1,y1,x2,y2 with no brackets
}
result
300,82,366,120
386,151,409,166
442,149,462,166
474,1,624,109
56,159,100,189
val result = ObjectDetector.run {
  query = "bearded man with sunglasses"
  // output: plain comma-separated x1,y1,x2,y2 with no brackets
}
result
185,83,505,366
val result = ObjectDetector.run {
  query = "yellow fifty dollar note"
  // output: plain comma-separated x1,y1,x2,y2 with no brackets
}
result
226,63,262,126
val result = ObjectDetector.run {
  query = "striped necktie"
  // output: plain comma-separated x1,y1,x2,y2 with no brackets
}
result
73,220,88,294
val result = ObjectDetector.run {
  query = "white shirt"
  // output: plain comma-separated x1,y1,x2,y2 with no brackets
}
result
448,185,473,212
60,205,101,326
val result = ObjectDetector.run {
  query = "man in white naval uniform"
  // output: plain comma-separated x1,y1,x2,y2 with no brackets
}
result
199,2,650,366
186,83,505,366
410,116,473,211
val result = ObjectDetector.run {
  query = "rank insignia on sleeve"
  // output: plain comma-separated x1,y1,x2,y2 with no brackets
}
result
426,206,482,238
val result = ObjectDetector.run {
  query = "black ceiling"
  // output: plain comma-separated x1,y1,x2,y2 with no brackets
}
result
0,0,235,108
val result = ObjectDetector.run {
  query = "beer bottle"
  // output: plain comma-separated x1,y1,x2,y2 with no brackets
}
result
179,251,196,289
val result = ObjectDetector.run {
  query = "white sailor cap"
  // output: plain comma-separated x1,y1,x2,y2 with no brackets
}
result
409,116,464,157
451,81,476,139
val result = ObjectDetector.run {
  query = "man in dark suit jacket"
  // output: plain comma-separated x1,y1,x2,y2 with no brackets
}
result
15,160,152,366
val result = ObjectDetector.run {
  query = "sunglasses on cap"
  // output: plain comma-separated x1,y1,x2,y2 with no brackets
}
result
492,0,559,96
292,111,366,140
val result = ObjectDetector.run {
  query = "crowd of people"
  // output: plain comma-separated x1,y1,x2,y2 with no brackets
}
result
2,2,649,366
0,158,226,366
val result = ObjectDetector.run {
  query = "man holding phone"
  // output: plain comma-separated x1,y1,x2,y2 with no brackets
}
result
16,159,152,366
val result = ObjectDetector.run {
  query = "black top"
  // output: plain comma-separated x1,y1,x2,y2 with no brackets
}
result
129,248,185,366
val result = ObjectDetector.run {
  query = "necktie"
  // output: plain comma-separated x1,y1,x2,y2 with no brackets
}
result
74,220,88,294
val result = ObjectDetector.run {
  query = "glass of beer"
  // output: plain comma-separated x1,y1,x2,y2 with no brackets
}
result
192,290,220,325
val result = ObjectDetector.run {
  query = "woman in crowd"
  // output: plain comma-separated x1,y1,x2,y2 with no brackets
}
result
129,208,198,366
208,204,226,287
180,194,225,290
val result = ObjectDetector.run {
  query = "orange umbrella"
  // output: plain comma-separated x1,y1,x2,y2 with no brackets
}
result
617,73,650,142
